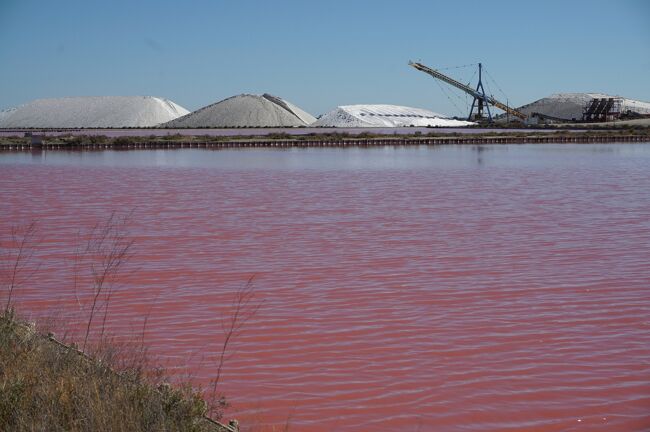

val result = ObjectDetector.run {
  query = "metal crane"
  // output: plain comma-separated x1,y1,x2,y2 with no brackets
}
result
409,61,527,122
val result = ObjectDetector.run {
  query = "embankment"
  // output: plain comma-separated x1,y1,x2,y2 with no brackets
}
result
0,311,237,432
1,129,649,151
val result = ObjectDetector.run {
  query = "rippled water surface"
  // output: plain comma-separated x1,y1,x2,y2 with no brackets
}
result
2,144,650,431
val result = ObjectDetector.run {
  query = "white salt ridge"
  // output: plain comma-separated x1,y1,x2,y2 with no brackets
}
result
164,94,316,128
0,96,190,128
262,94,316,125
313,104,474,127
0,107,17,123
516,93,650,121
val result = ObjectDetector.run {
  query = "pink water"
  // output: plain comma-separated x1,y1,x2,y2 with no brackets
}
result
2,145,650,431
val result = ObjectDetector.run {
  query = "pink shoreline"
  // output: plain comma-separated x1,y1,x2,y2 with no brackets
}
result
0,126,573,138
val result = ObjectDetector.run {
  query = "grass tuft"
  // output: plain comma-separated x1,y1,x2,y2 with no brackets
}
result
0,310,233,432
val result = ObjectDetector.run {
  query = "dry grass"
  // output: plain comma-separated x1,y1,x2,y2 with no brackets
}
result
0,310,229,432
0,218,236,432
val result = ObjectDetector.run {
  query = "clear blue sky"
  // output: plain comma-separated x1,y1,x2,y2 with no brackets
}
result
1,0,648,117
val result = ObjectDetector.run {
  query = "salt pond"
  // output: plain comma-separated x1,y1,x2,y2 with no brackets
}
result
1,143,649,431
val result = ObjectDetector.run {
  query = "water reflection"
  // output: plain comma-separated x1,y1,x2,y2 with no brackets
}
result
1,143,649,170
472,145,486,166
29,147,43,161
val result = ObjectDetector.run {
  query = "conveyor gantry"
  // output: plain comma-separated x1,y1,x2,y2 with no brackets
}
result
409,61,527,121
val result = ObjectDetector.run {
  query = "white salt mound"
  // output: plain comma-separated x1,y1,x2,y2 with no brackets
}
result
313,104,474,127
515,93,650,121
0,96,190,128
0,107,17,124
164,94,316,128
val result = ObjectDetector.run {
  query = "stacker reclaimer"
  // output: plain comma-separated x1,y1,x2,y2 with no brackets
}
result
409,61,527,122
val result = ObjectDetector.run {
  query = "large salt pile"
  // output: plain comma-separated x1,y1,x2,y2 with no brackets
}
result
515,93,650,121
312,104,474,127
0,96,189,128
0,107,16,124
163,94,316,128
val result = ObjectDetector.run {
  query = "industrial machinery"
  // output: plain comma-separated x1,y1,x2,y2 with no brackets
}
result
583,97,622,122
409,61,527,122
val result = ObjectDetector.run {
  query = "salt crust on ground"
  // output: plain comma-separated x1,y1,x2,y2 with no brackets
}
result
312,104,474,127
0,96,189,128
163,94,316,128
